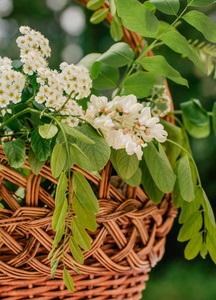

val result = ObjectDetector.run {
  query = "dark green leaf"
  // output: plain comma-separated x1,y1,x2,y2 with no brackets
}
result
123,167,142,187
184,232,203,260
73,171,99,214
39,124,58,139
72,196,97,231
150,0,180,15
90,8,109,24
71,217,91,251
55,172,68,208
3,139,26,168
116,0,159,37
177,211,202,242
69,236,84,264
28,149,45,175
93,64,120,89
3,112,20,131
142,142,176,193
188,0,216,7
140,56,188,87
51,144,67,178
181,99,209,127
63,267,74,293
173,177,184,208
87,0,105,10
213,102,216,136
52,197,68,231
124,72,157,98
31,127,51,161
161,31,205,73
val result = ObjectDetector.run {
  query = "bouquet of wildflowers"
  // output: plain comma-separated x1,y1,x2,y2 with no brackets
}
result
1,0,216,292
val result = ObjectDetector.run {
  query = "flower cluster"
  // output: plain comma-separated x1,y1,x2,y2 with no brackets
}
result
16,26,51,75
0,57,25,107
84,94,168,160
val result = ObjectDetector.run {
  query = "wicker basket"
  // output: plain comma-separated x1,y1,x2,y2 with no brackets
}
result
0,1,177,299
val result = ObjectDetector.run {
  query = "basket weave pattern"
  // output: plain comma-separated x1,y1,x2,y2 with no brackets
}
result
0,145,177,299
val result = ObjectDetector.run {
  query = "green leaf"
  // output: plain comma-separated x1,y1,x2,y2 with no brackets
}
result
63,267,74,293
77,53,101,70
184,232,203,260
181,99,209,127
69,236,84,264
87,0,105,10
182,116,210,138
110,149,139,180
142,142,176,193
39,124,58,139
177,156,195,202
200,243,208,259
96,42,134,67
124,72,157,98
90,61,102,79
188,0,216,7
31,127,51,161
183,11,216,43
201,188,216,227
52,197,68,232
69,143,100,177
212,102,216,136
51,247,61,268
116,0,159,38
173,177,184,208
51,144,67,178
93,64,120,89
51,257,60,279
161,31,205,73
140,56,188,87
28,149,45,175
141,157,164,203
143,1,156,11
110,0,117,15
206,233,216,264
71,217,91,251
123,167,142,187
55,172,68,208
177,211,202,242
3,112,20,131
72,196,97,231
73,171,99,214
3,139,26,169
61,123,95,144
77,124,110,171
150,0,180,15
90,8,109,24
11,60,23,69
179,185,202,223
52,227,65,248
65,254,82,274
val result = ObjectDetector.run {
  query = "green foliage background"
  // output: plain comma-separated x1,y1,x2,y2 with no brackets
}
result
1,0,216,299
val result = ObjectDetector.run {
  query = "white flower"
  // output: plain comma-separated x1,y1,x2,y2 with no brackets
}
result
139,107,151,125
90,95,108,111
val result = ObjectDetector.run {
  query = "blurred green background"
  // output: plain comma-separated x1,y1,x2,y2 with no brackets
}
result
0,0,216,299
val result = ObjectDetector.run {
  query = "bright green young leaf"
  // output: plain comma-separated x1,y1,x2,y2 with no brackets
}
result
116,0,159,38
141,157,164,203
52,226,65,249
77,53,101,70
140,56,188,87
150,0,180,15
63,267,74,293
181,99,209,127
200,243,208,259
72,196,97,232
69,236,84,264
50,247,61,268
143,1,156,11
52,197,68,231
188,0,216,7
55,172,68,208
39,124,58,139
182,115,210,138
87,0,105,10
77,124,110,171
93,64,120,89
51,144,67,178
73,171,99,214
173,177,184,208
201,188,216,227
179,185,202,223
51,257,61,279
96,42,134,67
183,11,216,43
90,61,101,79
111,149,139,179
124,72,157,98
61,123,94,144
90,8,109,24
206,233,216,264
161,31,205,73
110,0,116,15
3,139,26,168
184,232,203,260
28,149,45,175
71,217,91,251
31,127,51,161
177,155,195,202
110,17,123,41
142,142,176,193
177,211,202,242
213,102,216,136
65,254,82,274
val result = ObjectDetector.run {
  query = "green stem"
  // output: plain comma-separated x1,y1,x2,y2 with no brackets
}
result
166,138,202,186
